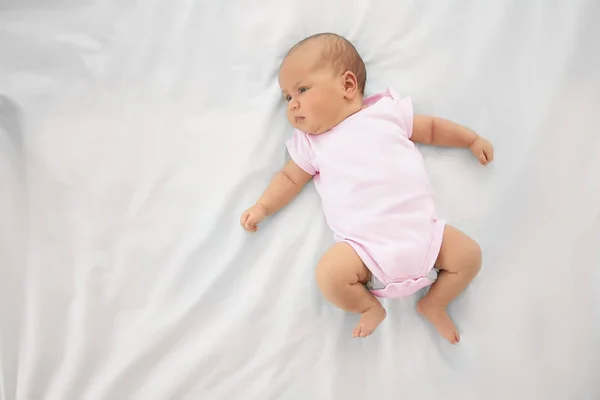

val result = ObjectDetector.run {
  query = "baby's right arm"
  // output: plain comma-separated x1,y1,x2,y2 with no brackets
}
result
240,160,313,232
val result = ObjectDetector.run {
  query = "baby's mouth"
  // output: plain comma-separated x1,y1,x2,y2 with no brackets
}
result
294,116,305,123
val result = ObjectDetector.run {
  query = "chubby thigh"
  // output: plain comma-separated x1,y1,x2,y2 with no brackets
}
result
314,242,376,313
315,242,371,285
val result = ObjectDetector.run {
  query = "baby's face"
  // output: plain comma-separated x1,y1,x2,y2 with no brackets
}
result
278,48,347,135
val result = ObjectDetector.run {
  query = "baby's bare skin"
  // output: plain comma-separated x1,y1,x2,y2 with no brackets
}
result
314,242,387,338
240,33,493,343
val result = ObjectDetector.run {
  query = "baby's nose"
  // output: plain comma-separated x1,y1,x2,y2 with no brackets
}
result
288,100,299,110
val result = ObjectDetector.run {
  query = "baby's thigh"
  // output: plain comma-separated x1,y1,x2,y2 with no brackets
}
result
315,242,371,285
435,224,482,272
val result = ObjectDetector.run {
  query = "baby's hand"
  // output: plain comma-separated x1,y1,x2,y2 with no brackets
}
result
469,136,494,165
240,204,267,232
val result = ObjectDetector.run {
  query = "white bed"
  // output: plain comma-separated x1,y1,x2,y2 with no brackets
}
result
1,1,599,399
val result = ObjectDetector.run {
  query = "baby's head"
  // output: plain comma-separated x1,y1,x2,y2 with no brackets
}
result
279,33,366,134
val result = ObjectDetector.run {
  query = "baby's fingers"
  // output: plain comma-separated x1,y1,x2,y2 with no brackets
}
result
241,211,258,232
485,146,494,162
245,215,258,230
240,211,249,227
478,151,489,165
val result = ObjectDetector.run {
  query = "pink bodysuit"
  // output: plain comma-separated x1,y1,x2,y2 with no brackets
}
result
286,87,445,299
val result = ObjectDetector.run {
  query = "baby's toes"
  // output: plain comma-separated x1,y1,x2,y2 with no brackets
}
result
352,324,363,338
453,332,460,344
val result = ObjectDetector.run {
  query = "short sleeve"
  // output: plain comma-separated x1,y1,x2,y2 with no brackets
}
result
388,87,414,139
285,130,317,175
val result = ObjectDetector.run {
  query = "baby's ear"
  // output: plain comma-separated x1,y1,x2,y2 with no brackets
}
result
341,71,358,99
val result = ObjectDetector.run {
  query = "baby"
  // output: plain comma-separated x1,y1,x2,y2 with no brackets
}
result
240,33,494,344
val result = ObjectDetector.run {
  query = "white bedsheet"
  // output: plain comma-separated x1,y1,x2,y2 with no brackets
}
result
1,1,600,399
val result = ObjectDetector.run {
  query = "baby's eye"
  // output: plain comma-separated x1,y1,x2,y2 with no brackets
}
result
298,87,308,94
285,95,292,102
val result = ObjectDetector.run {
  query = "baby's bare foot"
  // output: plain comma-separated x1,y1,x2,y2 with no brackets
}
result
417,299,460,344
352,305,387,338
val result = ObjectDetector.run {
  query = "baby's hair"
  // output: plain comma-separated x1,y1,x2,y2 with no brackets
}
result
286,32,367,94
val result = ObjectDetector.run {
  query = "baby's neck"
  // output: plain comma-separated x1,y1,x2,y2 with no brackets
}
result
339,97,366,121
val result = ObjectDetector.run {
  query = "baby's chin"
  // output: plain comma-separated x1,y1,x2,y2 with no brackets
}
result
292,121,330,135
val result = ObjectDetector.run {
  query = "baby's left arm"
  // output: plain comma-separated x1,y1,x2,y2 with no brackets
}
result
411,115,494,165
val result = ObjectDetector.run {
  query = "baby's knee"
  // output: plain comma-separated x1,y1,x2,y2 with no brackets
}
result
315,268,338,300
468,240,482,272
315,261,341,290
315,261,355,295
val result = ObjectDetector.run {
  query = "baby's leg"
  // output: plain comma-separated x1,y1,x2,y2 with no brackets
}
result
315,242,386,338
417,225,482,344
